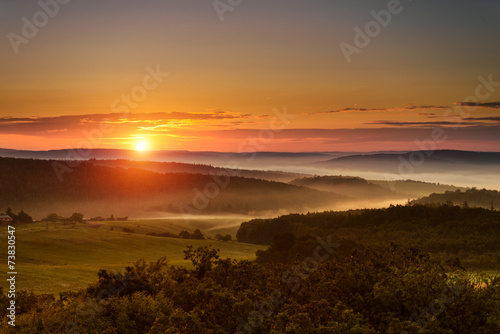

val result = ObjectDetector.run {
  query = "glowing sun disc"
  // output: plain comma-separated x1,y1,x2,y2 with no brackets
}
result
136,141,147,152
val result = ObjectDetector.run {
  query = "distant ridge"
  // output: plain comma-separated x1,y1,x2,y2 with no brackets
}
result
2,148,500,178
0,148,382,170
0,148,344,162
312,150,500,173
323,150,500,164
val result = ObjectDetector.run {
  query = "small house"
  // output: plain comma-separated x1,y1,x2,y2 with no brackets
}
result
0,215,12,223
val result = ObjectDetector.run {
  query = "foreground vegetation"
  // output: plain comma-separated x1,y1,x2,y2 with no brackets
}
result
1,204,499,332
1,243,499,333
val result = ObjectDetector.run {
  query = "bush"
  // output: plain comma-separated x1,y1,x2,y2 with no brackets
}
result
215,233,232,242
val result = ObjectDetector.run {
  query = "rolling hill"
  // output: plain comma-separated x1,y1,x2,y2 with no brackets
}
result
0,157,346,219
88,159,308,183
236,204,500,269
0,219,265,294
289,175,405,199
0,148,346,169
412,188,500,209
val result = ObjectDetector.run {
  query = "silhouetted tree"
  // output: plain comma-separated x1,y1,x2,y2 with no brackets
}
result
192,229,205,240
17,211,33,223
70,213,84,223
178,230,191,239
215,233,232,242
42,213,62,222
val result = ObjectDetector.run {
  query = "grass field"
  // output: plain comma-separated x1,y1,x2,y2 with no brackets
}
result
0,218,265,295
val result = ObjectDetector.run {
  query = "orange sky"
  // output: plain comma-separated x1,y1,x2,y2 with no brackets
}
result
1,1,499,152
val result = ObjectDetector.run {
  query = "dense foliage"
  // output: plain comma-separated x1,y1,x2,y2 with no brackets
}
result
41,212,84,223
2,203,500,332
413,188,500,209
1,242,499,333
237,205,500,269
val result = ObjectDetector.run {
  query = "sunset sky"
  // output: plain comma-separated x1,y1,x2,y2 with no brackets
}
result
1,0,500,152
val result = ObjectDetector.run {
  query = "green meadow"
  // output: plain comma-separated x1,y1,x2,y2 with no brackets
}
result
0,218,265,295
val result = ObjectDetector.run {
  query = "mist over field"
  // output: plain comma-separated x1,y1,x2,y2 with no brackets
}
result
4,150,493,220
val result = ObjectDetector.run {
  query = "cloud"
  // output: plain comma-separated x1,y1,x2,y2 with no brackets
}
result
418,112,439,118
370,116,500,127
463,117,500,122
2,109,500,151
326,107,385,113
308,105,450,115
367,121,461,127
456,101,500,108
0,111,254,136
167,126,500,151
402,105,449,110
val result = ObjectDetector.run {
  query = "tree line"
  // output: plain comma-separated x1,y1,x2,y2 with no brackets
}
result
237,204,500,269
412,188,500,209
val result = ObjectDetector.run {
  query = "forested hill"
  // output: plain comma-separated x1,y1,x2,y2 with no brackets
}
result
89,158,307,182
289,175,403,199
237,204,500,269
411,188,500,209
0,157,343,218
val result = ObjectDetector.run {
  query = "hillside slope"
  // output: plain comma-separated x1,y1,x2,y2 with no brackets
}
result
237,204,500,269
0,157,344,218
412,188,500,209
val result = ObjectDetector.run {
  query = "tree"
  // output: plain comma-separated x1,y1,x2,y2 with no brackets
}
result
5,207,16,222
70,213,84,223
184,245,220,278
17,211,33,223
192,229,205,240
215,233,232,242
43,213,62,222
178,230,191,239
6,207,14,217
270,232,295,252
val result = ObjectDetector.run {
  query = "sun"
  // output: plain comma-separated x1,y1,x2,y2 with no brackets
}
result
136,141,148,152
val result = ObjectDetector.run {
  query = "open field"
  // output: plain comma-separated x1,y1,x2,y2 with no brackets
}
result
0,218,265,295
